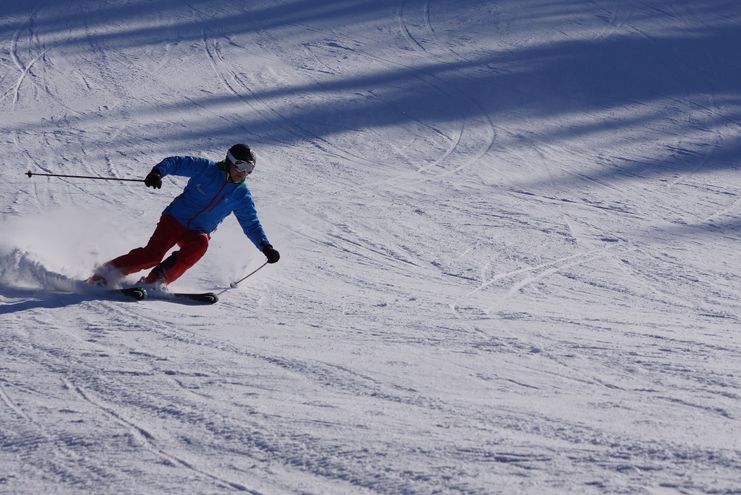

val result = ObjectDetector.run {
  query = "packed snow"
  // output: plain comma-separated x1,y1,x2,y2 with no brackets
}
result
1,0,740,493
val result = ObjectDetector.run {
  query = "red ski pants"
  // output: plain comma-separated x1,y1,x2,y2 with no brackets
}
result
109,215,210,284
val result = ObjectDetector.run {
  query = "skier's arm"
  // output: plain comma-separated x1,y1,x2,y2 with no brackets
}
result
151,156,212,179
234,194,271,251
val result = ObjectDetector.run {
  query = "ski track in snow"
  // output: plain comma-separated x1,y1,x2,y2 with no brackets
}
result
3,10,40,107
1,0,741,494
336,10,500,187
196,11,380,170
63,377,257,493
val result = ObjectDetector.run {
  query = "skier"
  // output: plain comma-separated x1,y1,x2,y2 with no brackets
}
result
88,144,280,288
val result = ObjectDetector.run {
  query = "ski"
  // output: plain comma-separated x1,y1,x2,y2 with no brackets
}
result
117,287,147,301
170,292,219,305
76,284,146,301
145,290,219,305
83,281,216,304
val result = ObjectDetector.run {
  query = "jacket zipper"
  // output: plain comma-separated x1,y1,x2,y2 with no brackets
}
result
187,178,229,227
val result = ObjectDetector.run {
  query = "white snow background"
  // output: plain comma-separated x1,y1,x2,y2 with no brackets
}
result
1,1,740,493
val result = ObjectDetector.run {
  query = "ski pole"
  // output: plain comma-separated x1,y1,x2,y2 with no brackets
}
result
26,170,143,182
219,261,269,294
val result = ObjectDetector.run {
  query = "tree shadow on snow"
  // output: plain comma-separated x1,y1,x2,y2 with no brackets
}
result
2,0,740,202
640,217,741,241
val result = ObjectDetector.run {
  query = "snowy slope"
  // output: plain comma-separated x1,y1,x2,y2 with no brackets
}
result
1,0,741,493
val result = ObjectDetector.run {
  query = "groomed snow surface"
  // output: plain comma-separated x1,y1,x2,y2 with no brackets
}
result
1,1,740,493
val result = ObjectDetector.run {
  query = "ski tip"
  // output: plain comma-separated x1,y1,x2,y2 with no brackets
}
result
182,292,218,304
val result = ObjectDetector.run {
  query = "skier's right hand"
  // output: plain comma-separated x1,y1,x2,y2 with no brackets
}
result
145,170,162,189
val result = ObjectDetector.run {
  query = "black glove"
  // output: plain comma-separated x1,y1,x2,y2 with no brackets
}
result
263,244,280,264
144,170,162,189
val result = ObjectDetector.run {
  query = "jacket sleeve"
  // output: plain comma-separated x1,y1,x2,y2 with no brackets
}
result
153,156,212,178
233,191,271,250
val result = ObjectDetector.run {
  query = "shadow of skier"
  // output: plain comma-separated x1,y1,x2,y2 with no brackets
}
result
0,286,138,315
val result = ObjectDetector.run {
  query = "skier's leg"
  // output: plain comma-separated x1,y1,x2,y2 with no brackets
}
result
98,215,184,279
142,230,210,285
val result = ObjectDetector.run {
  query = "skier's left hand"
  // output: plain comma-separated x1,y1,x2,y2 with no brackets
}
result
263,244,280,264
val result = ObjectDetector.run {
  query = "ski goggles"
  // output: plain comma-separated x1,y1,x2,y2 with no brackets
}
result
227,151,256,175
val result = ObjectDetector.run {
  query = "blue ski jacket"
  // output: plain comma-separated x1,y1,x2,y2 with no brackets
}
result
152,156,271,250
